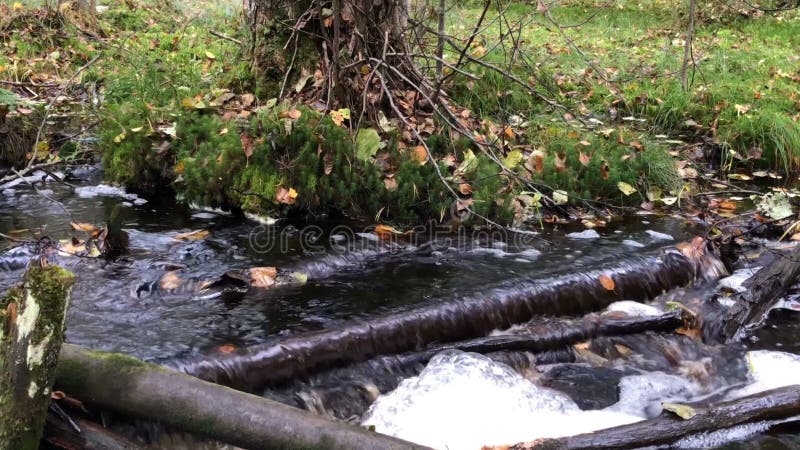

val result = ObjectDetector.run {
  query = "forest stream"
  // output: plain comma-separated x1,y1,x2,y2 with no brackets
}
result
3,165,800,449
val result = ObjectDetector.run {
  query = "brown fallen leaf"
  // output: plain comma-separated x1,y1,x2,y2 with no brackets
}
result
240,132,255,160
174,229,210,241
411,145,429,165
71,222,96,232
579,151,591,167
249,266,278,288
599,274,615,291
459,183,473,195
275,187,298,205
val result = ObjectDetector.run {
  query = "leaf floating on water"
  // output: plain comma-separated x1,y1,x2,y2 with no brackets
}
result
174,229,210,241
291,271,309,284
598,274,615,291
249,266,277,288
217,344,237,354
58,238,85,257
71,222,97,232
662,402,697,420
159,271,183,290
375,224,403,240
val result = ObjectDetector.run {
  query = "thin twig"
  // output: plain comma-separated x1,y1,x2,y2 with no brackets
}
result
209,29,242,45
25,54,102,171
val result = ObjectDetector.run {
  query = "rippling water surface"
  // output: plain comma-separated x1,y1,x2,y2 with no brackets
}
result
2,164,799,448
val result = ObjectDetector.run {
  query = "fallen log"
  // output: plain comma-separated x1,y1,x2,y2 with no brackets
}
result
43,414,141,450
178,249,713,392
54,344,429,450
276,348,576,421
721,245,800,341
423,311,683,355
0,263,74,450
278,306,725,429
497,385,800,450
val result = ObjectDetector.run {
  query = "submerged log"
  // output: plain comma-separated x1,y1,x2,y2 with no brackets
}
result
54,344,429,450
721,245,800,341
179,249,714,392
0,263,75,450
499,385,800,450
423,311,683,355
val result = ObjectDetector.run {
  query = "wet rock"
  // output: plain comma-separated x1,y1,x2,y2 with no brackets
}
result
539,364,626,410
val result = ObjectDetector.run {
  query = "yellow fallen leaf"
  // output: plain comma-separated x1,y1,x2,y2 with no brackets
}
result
205,51,216,60
662,403,697,420
13,2,23,11
617,181,637,196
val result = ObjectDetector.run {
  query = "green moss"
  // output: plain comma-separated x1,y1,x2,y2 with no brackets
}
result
175,112,246,207
24,266,75,345
527,126,680,204
101,103,176,192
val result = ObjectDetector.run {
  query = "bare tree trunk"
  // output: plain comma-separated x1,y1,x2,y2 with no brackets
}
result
0,263,75,450
249,0,429,118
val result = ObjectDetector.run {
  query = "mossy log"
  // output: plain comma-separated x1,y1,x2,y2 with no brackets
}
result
54,344,429,450
178,249,711,392
721,244,800,341
0,263,75,450
497,385,800,450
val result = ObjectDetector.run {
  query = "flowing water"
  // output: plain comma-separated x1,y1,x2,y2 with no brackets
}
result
2,164,800,449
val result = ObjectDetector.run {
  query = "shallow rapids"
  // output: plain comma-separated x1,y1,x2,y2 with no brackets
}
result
3,167,800,449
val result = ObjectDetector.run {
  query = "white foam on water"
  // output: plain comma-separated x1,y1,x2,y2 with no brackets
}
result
675,420,783,448
610,372,700,418
718,267,760,293
0,170,65,189
729,350,800,399
243,211,277,225
470,246,541,261
645,230,673,241
675,350,800,448
188,202,233,216
362,351,643,449
74,184,147,204
622,239,645,248
567,229,600,239
604,301,663,318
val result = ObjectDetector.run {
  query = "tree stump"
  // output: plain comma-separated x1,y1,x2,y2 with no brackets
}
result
0,262,75,450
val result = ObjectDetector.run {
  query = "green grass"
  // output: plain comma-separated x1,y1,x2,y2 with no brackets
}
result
444,0,800,174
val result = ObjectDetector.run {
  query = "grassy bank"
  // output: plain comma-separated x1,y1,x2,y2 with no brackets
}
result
2,0,797,225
